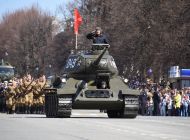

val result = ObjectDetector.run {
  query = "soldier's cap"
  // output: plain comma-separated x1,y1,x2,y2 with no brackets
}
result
95,27,102,32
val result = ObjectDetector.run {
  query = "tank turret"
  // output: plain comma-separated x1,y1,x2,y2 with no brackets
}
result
64,44,118,80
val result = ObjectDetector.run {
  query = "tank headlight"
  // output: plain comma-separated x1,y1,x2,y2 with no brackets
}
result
124,79,128,83
62,78,66,83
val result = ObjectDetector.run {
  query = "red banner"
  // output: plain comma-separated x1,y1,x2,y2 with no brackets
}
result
74,8,82,34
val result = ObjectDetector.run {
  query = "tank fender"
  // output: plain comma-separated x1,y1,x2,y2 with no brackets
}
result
121,88,140,96
109,76,140,96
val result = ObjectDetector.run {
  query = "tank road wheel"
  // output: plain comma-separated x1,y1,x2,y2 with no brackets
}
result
45,93,58,118
122,95,139,119
57,94,72,118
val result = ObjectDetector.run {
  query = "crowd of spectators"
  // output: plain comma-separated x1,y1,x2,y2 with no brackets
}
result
128,77,190,117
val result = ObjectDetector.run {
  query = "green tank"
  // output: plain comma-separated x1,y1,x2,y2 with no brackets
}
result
44,44,140,118
0,59,14,82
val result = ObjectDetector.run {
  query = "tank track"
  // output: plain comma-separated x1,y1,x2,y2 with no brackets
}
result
45,89,72,118
122,95,139,118
45,93,58,118
56,94,72,118
107,95,139,118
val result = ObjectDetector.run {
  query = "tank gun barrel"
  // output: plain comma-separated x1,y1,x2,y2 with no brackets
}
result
92,44,110,66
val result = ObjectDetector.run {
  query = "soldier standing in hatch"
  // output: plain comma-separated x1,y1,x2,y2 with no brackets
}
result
86,27,109,44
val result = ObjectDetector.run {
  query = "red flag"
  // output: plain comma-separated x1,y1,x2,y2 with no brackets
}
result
74,8,82,34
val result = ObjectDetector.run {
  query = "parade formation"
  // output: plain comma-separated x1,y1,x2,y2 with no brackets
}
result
0,74,47,114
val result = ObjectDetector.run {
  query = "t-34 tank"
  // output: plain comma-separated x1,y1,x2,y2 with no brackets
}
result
44,44,140,118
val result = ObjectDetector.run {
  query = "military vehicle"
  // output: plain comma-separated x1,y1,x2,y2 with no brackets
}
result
44,44,139,118
0,59,14,82
0,59,14,112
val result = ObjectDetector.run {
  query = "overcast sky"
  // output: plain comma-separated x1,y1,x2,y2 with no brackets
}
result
0,0,72,18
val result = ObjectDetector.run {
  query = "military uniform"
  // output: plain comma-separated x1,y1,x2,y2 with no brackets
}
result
33,81,42,114
17,80,26,113
5,84,16,114
22,78,34,114
33,76,46,114
18,83,25,113
14,85,22,113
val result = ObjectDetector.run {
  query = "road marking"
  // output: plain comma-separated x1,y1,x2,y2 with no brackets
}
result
160,137,168,139
137,117,190,127
2,114,189,140
123,130,129,132
72,112,107,117
71,119,189,140
140,133,148,136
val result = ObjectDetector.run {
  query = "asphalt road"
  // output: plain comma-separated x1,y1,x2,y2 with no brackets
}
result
0,110,190,140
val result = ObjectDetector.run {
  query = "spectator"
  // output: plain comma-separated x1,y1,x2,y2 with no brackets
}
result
153,88,161,116
139,89,148,115
174,91,181,116
147,90,154,116
160,95,167,116
182,91,189,117
166,92,173,116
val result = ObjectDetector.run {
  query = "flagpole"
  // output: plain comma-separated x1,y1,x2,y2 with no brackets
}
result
75,33,78,50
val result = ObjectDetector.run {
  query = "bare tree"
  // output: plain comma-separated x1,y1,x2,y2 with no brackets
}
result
0,6,55,76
